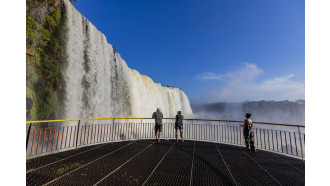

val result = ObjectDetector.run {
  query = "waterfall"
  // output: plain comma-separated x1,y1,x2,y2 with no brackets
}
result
63,0,193,121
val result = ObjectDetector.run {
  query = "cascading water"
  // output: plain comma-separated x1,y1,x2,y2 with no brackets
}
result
63,0,193,121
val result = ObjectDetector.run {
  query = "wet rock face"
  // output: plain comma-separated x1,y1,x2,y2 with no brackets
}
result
26,1,47,24
54,0,62,7
112,46,116,54
26,0,67,120
26,97,33,120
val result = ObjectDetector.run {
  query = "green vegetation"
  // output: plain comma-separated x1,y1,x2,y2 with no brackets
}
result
26,0,67,121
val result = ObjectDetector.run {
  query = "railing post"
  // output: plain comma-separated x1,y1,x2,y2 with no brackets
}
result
240,124,242,145
26,123,32,151
267,129,270,150
140,119,142,140
75,120,81,149
253,125,256,148
219,122,224,142
166,119,168,140
272,130,274,151
294,132,298,156
230,126,233,144
224,125,226,143
289,132,293,155
214,125,216,142
255,128,258,148
218,121,220,142
276,130,279,152
263,129,266,149
112,119,115,141
284,131,288,154
280,131,283,153
298,126,304,160
260,129,262,150
192,120,194,140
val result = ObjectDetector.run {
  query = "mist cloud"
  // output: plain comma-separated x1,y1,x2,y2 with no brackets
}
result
195,63,305,103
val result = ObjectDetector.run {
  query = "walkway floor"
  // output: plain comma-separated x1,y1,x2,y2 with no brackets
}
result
26,140,305,185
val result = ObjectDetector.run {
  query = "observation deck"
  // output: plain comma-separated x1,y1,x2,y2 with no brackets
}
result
26,118,305,185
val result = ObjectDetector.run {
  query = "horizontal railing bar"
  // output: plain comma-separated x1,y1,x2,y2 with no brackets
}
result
26,118,305,127
26,118,117,123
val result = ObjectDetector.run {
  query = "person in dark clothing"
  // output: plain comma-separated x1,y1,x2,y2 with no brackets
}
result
243,113,256,151
152,108,163,143
241,113,255,151
175,111,184,142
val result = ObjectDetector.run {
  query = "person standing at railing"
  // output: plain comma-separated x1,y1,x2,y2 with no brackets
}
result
152,108,163,143
175,111,184,142
241,113,256,151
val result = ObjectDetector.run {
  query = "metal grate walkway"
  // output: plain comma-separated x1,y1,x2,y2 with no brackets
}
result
26,140,305,186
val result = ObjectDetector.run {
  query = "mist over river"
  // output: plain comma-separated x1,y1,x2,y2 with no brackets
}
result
192,100,305,125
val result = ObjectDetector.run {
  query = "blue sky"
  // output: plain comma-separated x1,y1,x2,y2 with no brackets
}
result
72,0,305,103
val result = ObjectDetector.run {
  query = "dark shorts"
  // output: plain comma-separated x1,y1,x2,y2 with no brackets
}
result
155,124,163,133
175,126,183,130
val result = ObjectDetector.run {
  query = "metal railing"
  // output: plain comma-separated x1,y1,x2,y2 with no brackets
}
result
26,118,305,160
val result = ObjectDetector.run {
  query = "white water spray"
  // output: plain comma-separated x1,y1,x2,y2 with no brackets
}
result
63,1,193,121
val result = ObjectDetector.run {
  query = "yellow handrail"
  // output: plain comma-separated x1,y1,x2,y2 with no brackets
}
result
26,117,304,127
